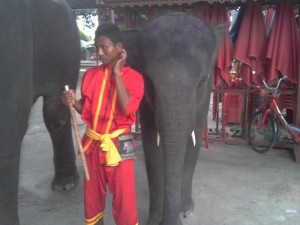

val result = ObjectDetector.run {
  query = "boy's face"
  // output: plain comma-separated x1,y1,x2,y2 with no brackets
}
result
94,35,122,66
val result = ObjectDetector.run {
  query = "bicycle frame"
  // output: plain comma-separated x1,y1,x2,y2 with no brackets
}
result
248,76,300,153
259,78,300,143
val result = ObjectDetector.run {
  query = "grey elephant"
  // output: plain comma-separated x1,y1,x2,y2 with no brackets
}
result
124,13,224,225
0,0,80,224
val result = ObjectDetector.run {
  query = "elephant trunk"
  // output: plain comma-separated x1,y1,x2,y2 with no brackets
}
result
157,100,193,224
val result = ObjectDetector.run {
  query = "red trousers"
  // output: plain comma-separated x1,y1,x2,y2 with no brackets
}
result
84,146,138,225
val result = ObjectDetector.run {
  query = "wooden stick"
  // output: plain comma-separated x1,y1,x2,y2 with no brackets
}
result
64,85,90,181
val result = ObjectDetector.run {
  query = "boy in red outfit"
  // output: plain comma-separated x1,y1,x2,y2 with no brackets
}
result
62,23,144,225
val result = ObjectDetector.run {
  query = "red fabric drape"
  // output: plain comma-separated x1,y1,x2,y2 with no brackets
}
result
210,3,232,89
209,4,233,121
233,2,267,85
264,7,275,36
125,13,136,28
266,1,299,83
192,3,210,24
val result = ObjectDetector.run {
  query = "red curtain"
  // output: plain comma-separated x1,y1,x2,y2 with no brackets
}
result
192,3,210,24
266,1,299,83
233,2,267,85
210,3,233,89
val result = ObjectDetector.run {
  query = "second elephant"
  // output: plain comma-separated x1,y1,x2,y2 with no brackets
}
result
0,0,80,224
124,13,224,225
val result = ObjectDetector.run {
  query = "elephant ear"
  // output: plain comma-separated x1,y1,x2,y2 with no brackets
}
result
210,24,226,70
122,29,144,73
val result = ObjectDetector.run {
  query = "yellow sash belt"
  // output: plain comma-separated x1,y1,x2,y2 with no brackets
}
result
85,127,126,166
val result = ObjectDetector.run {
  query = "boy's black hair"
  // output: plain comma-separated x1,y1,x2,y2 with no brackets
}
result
95,23,123,45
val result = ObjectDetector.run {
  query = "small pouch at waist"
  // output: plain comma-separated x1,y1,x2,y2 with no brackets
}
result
118,133,136,160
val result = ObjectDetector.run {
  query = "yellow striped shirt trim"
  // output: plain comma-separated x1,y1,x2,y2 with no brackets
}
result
93,67,108,130
105,89,117,134
83,67,108,152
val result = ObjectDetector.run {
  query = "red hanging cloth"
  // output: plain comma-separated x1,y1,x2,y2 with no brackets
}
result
233,2,267,85
191,3,210,24
264,7,275,37
210,3,233,89
265,1,299,83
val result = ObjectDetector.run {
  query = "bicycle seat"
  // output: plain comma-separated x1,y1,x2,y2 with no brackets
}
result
287,124,300,137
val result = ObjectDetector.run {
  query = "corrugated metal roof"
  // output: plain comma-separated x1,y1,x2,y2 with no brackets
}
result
69,0,297,9
100,0,250,8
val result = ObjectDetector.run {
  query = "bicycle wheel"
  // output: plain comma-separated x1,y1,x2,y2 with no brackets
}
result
248,110,276,153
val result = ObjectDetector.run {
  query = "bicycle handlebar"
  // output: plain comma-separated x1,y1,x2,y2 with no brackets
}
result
261,76,288,96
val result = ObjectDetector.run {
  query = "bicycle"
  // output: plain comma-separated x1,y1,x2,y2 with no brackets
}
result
248,76,300,153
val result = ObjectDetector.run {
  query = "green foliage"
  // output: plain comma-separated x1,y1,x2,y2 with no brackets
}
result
74,9,98,29
79,30,92,41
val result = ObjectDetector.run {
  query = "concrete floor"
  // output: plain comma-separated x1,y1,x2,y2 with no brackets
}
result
18,97,300,225
18,69,300,225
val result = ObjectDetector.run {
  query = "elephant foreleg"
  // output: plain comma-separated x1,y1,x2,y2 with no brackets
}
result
0,141,21,225
42,95,79,191
181,77,212,218
0,108,31,225
181,135,200,218
140,110,164,225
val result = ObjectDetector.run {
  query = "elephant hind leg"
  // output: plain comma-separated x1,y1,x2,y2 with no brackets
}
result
51,174,79,191
42,95,79,191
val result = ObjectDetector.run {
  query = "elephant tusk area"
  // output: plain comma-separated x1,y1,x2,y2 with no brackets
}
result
191,130,196,146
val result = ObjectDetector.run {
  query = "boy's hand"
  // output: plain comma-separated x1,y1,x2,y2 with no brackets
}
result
113,49,127,76
61,89,76,106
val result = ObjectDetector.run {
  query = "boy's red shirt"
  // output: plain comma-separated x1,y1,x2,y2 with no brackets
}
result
80,64,144,159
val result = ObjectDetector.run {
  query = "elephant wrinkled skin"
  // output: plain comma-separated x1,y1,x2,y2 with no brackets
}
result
124,13,224,225
0,0,80,224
